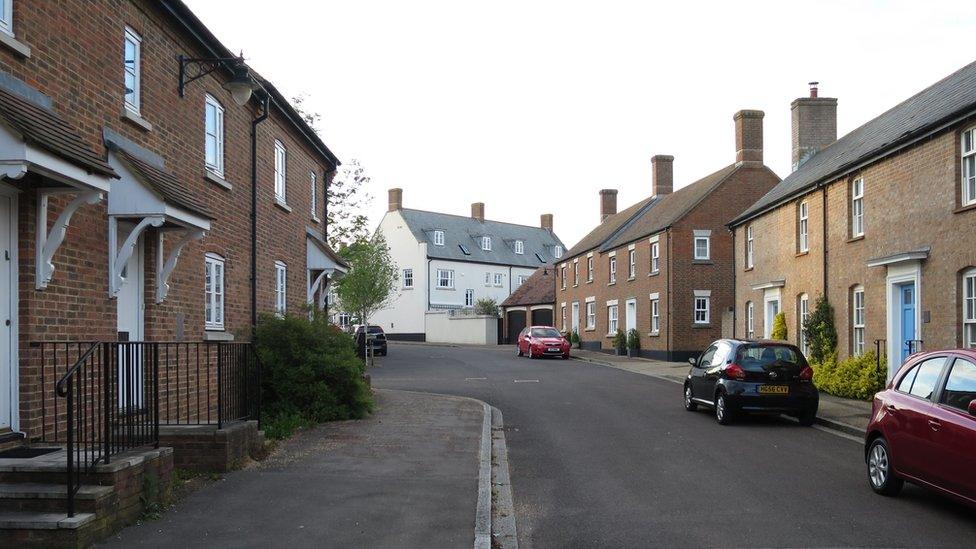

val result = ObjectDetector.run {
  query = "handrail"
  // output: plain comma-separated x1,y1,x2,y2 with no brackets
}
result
55,342,100,397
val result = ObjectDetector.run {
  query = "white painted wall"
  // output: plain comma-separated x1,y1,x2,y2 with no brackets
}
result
426,311,498,345
371,210,428,335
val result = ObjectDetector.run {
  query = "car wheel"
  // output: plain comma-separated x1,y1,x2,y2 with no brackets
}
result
715,392,734,425
867,438,904,496
528,346,535,359
562,353,569,360
797,408,816,427
516,345,523,357
684,384,698,412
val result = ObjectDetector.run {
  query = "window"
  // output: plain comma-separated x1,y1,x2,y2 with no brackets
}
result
274,261,287,315
573,262,579,286
799,294,810,353
965,269,976,348
746,225,754,269
607,304,619,334
963,128,976,206
514,240,524,254
337,313,351,328
554,245,563,259
694,236,710,260
746,301,755,339
587,257,594,281
628,249,636,279
898,357,946,400
484,272,491,286
459,244,471,255
851,178,864,237
852,286,865,355
465,289,474,307
123,27,142,113
561,305,567,331
494,273,503,287
586,301,596,329
651,299,660,333
560,266,566,289
694,296,710,324
437,269,455,289
609,256,617,284
698,345,717,368
274,140,287,202
433,230,445,246
940,358,976,412
310,172,319,220
204,254,225,330
0,0,12,35
403,268,413,289
204,95,225,176
798,201,809,253
481,236,492,251
516,275,526,288
650,242,659,273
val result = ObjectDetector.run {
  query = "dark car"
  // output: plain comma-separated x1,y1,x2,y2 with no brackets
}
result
355,325,388,357
864,350,976,508
516,326,570,359
683,339,818,425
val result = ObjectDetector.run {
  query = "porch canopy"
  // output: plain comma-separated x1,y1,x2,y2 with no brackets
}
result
306,227,349,308
105,132,212,302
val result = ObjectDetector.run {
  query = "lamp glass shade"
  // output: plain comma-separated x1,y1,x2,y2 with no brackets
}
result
224,78,253,106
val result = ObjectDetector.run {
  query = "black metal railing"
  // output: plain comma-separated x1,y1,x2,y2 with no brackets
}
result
906,339,923,356
32,340,258,517
875,339,887,373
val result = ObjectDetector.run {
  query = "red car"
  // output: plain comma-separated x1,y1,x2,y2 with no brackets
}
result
865,349,976,508
516,326,570,359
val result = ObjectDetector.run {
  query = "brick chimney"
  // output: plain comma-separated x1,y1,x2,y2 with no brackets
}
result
791,81,837,171
388,188,403,212
599,189,617,222
471,202,485,222
541,213,553,231
651,155,674,196
733,110,764,164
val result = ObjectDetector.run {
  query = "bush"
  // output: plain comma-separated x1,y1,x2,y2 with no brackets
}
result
612,328,627,350
804,296,837,364
474,298,499,316
627,328,641,350
570,330,580,345
812,351,887,401
255,312,373,439
771,312,787,340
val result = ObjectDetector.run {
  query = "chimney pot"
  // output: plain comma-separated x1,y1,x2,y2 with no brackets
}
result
471,202,485,222
809,81,819,98
651,155,674,196
791,84,837,171
388,188,403,212
599,189,618,222
733,110,764,164
541,213,553,231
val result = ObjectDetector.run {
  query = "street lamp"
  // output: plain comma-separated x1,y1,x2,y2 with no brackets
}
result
178,53,260,106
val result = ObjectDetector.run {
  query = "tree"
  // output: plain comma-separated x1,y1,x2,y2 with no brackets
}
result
474,298,499,316
771,312,788,341
333,232,398,326
803,296,838,364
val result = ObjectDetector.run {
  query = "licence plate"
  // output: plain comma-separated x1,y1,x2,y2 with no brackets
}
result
759,385,789,395
548,347,560,352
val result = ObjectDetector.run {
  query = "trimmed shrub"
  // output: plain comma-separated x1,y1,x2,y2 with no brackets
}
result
612,328,627,351
474,298,499,317
771,312,788,340
627,328,641,350
812,351,887,401
803,296,838,364
255,312,373,439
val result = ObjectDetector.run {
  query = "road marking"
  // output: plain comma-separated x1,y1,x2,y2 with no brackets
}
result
465,377,488,381
513,379,539,383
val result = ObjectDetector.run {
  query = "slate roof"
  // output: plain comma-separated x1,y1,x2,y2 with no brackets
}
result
501,267,554,307
113,147,213,219
397,208,565,268
731,59,976,226
564,196,656,258
0,87,118,178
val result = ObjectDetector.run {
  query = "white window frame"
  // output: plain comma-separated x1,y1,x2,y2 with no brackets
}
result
746,225,754,269
494,273,503,287
651,299,660,334
628,249,636,279
274,140,287,203
274,261,287,315
123,27,142,114
852,178,864,237
516,274,526,288
799,293,809,353
587,256,594,281
586,301,596,329
746,301,755,339
694,296,710,324
433,230,445,246
694,236,710,260
204,94,225,177
798,201,809,253
963,128,976,207
465,289,474,307
607,304,619,334
437,269,455,289
0,0,13,36
561,305,567,331
609,256,617,284
573,262,579,286
481,235,492,251
964,268,976,348
310,171,319,221
403,268,413,289
852,285,865,355
650,242,660,273
554,245,563,259
514,240,524,254
204,253,225,330
561,266,567,289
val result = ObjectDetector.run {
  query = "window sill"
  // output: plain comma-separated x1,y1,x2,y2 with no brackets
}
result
648,331,660,337
436,287,455,291
586,280,593,284
743,267,754,272
954,202,976,215
122,108,153,132
203,330,234,341
795,250,809,258
573,284,578,288
402,286,413,290
692,260,713,265
608,282,616,286
627,276,636,281
648,271,660,277
274,200,293,213
205,170,233,191
847,234,865,243
584,327,596,332
692,324,712,329
311,215,321,224
0,31,31,58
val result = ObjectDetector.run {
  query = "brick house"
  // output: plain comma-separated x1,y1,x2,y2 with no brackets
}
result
556,111,780,361
0,0,346,537
730,65,976,378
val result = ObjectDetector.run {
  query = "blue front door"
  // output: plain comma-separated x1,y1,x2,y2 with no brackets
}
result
900,283,916,363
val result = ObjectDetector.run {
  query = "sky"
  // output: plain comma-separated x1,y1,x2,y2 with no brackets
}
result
185,0,976,248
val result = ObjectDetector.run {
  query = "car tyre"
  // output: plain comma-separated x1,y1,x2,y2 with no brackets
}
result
516,345,523,357
797,408,816,427
715,391,734,425
528,346,535,359
867,437,903,496
684,384,698,412
561,353,569,360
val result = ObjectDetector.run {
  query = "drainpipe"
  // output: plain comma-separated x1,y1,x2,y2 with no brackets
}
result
250,95,270,333
821,185,828,302
666,227,672,360
731,227,737,339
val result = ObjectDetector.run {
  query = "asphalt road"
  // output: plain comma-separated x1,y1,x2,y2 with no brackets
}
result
372,342,976,548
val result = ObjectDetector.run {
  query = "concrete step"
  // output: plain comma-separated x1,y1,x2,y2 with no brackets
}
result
0,483,114,513
0,510,95,529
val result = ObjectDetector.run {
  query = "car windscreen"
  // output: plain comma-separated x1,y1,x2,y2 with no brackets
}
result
735,345,806,371
530,328,561,338
367,326,384,334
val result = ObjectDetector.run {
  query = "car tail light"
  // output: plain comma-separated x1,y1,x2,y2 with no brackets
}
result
725,364,746,380
799,366,813,382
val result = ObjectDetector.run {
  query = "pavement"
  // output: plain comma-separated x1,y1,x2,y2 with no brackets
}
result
101,389,486,549
569,348,874,435
372,342,976,547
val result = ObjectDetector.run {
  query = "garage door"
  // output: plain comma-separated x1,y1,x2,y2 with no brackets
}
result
506,310,526,344
532,308,553,327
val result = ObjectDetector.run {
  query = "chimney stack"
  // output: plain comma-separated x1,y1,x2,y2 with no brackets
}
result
541,213,553,231
471,202,485,222
599,189,618,222
791,82,837,171
388,188,403,212
734,110,764,164
651,155,674,196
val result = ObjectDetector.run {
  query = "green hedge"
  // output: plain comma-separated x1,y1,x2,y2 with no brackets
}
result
255,312,373,439
812,351,887,401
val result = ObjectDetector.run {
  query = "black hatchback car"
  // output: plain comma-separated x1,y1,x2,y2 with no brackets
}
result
355,325,388,357
683,339,819,425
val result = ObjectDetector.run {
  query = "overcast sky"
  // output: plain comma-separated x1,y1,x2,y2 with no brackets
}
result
186,0,976,247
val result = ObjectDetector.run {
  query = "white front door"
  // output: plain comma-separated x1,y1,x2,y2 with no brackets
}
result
571,302,580,333
625,299,637,332
0,193,13,429
116,224,144,410
765,299,780,339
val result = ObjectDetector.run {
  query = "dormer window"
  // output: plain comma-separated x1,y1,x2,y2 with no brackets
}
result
514,240,524,254
481,236,491,251
433,230,445,246
553,245,563,259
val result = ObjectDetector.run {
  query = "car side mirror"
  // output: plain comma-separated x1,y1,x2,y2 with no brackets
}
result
969,399,976,417
688,357,697,366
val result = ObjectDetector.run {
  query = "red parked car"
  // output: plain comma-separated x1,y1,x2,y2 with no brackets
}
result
865,349,976,508
516,326,570,359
